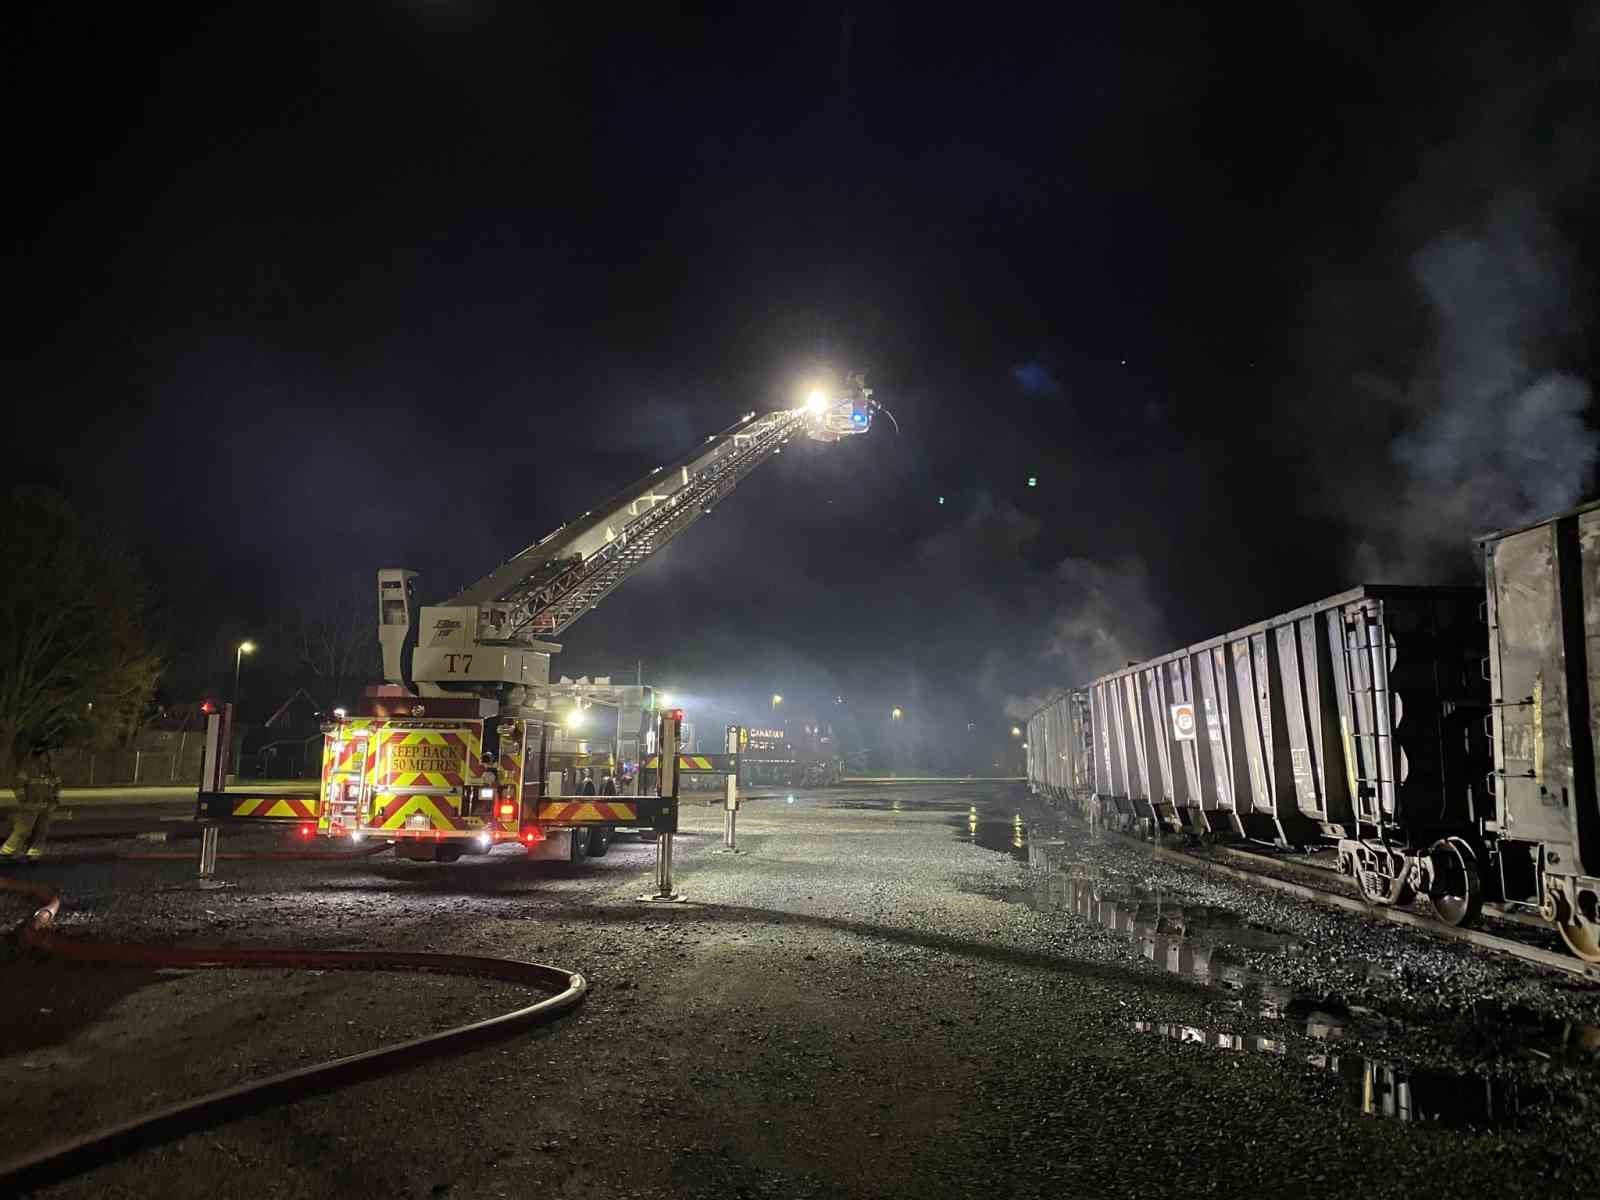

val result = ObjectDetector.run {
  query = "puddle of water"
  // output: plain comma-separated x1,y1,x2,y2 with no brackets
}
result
950,808,1029,860
1129,1019,1535,1127
831,798,1034,862
1027,868,1304,972
1027,867,1596,1128
829,799,978,813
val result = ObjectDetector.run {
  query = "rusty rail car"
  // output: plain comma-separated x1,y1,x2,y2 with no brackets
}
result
1026,501,1600,963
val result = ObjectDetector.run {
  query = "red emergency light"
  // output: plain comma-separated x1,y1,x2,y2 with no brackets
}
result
497,802,516,820
666,708,684,722
297,822,314,839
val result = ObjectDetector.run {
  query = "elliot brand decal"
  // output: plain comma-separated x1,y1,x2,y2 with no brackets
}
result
1170,703,1197,742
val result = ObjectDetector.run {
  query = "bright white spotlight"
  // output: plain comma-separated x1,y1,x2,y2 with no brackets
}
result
805,389,828,415
565,708,586,730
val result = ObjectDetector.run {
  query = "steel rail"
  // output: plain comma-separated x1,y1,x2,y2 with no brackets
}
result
1090,829,1600,984
0,872,587,1194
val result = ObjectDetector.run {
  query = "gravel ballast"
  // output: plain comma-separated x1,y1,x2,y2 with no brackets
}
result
2,784,1596,1198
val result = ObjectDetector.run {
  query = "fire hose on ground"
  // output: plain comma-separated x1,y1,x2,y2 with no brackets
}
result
0,854,588,1194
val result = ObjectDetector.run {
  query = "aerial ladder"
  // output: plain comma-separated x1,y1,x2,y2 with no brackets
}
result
376,373,881,704
301,375,882,862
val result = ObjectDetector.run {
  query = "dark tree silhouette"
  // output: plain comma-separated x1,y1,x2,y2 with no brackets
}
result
0,488,160,782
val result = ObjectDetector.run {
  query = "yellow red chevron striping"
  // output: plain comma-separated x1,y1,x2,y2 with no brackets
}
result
230,796,319,820
373,792,466,831
641,755,718,770
536,801,639,823
494,721,525,832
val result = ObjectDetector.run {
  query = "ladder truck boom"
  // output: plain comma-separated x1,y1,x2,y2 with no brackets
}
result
377,374,881,702
314,375,878,864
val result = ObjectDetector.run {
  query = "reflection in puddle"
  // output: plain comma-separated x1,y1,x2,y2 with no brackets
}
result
962,809,1028,860
1028,864,1577,1129
1029,866,1304,984
1130,1020,1530,1127
829,799,977,813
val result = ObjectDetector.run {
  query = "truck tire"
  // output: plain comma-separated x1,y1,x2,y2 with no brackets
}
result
587,827,610,857
568,828,588,864
436,845,464,864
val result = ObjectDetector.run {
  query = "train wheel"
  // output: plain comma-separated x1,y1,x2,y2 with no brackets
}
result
1557,920,1600,964
1424,838,1482,927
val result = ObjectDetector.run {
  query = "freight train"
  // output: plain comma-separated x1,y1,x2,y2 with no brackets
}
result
1026,501,1600,963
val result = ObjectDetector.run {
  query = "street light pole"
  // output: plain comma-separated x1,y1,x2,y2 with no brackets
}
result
889,707,903,775
234,641,256,707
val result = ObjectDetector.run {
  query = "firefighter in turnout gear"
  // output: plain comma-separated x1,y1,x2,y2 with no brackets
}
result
2,750,62,861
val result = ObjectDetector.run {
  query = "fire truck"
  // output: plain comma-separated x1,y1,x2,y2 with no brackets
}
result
314,378,882,862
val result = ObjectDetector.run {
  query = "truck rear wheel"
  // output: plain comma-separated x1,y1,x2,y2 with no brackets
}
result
587,827,610,857
568,828,589,864
435,845,464,864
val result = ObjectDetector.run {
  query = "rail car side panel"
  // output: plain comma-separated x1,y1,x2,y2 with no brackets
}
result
1486,509,1600,929
1123,675,1157,823
1141,666,1179,830
1167,656,1207,829
1195,646,1246,835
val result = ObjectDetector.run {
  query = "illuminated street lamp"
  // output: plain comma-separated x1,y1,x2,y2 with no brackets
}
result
234,641,256,706
891,707,903,720
1010,726,1022,737
771,694,783,712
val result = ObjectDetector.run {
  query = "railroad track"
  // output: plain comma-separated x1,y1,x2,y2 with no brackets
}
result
1082,827,1600,985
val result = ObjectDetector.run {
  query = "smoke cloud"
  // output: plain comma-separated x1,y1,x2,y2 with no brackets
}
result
1349,194,1596,579
907,495,1166,721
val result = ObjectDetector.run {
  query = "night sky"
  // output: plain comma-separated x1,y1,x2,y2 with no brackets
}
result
8,4,1598,758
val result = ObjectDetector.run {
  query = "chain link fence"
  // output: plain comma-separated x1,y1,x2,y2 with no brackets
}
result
249,734,324,780
51,732,206,787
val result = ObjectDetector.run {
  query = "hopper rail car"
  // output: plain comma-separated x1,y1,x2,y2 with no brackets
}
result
1027,502,1600,964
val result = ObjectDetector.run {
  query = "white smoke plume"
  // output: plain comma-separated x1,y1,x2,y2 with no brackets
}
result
910,495,1166,720
1350,194,1597,579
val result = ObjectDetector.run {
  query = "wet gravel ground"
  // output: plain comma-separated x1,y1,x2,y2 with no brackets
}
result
2,784,1597,1198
